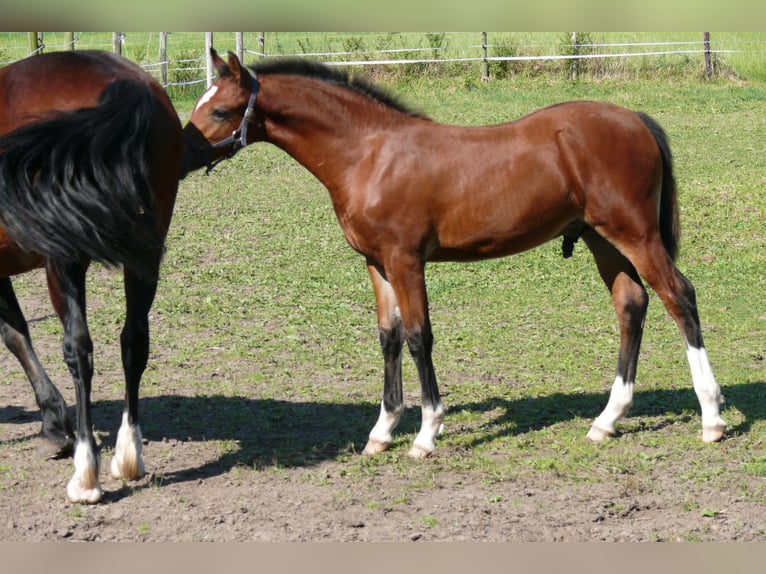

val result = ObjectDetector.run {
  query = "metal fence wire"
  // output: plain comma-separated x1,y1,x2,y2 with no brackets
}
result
2,32,765,89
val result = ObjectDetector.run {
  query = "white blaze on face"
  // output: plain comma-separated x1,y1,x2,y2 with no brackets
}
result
194,85,219,113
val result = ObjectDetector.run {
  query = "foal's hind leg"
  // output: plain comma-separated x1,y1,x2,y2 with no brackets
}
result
0,277,75,456
109,269,157,482
46,261,103,503
580,231,649,441
617,236,726,442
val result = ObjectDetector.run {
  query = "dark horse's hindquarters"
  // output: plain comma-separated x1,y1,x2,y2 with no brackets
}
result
0,50,185,503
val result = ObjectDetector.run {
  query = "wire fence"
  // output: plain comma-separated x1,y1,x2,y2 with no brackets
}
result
2,32,765,95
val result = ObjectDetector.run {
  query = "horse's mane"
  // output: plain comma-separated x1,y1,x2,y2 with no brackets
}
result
248,58,429,120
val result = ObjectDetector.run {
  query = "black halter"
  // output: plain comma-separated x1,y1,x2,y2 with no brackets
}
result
202,71,259,175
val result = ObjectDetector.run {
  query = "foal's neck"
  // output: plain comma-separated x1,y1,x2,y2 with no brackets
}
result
260,75,411,186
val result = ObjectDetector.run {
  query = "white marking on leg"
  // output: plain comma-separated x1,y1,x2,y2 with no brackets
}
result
66,439,102,504
588,375,633,441
194,85,219,113
686,345,726,442
110,411,145,480
409,403,445,458
364,400,403,454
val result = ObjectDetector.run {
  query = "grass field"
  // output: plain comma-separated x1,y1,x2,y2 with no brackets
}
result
2,45,766,539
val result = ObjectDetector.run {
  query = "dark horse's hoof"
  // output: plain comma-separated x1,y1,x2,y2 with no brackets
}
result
39,426,76,459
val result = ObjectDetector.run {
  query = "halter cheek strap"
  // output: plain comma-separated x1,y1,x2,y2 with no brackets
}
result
204,71,259,174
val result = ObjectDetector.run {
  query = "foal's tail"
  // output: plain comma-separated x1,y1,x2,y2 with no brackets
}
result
638,112,680,262
0,79,163,277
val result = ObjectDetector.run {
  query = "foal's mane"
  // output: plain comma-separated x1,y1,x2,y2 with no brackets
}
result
248,58,429,120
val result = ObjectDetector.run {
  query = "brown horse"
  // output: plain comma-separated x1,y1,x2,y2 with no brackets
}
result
0,50,184,502
185,49,726,459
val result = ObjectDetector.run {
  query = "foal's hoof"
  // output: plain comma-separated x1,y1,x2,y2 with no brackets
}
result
407,444,434,459
362,439,391,456
702,425,726,443
586,424,614,442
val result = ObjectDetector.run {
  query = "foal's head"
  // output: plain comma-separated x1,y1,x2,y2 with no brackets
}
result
184,49,257,172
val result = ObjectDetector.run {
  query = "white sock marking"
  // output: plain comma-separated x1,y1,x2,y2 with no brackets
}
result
686,345,726,434
110,411,145,480
412,403,445,453
368,400,403,446
592,375,634,435
67,439,102,504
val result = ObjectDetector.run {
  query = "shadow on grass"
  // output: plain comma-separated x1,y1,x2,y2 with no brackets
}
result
450,380,766,449
2,380,764,490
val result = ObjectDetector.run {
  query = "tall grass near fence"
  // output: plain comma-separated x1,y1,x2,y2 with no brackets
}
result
1,32,765,90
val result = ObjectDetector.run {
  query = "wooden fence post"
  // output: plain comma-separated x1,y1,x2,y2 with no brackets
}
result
481,32,489,82
236,32,244,63
66,32,75,50
205,32,214,87
113,32,122,56
28,32,41,55
160,32,168,87
571,32,579,80
703,32,713,78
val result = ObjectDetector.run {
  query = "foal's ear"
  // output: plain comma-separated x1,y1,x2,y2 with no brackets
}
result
210,48,231,77
226,51,252,90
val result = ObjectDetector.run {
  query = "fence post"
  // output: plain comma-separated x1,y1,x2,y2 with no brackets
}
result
205,32,214,87
236,32,244,63
571,32,579,80
258,33,265,58
66,32,75,50
703,32,713,78
113,32,122,56
160,32,168,87
28,32,41,55
481,32,489,82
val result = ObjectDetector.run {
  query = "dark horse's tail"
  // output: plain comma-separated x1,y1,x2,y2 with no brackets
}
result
0,79,163,277
637,112,680,262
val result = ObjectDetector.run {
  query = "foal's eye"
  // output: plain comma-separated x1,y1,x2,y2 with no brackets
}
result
212,108,230,122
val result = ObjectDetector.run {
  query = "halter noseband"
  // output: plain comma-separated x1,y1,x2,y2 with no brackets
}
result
202,70,259,175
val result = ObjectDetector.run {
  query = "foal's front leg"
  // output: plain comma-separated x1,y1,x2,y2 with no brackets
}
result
363,263,405,454
363,259,445,458
387,258,444,458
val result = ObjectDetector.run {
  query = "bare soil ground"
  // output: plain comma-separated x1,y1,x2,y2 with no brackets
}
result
1,271,765,542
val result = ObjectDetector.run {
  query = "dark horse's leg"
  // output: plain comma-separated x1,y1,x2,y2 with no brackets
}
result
108,269,157,481
580,230,649,440
363,257,444,458
0,276,75,456
46,261,102,503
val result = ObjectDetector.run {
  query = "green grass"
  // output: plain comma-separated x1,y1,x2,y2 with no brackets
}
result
5,63,766,507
